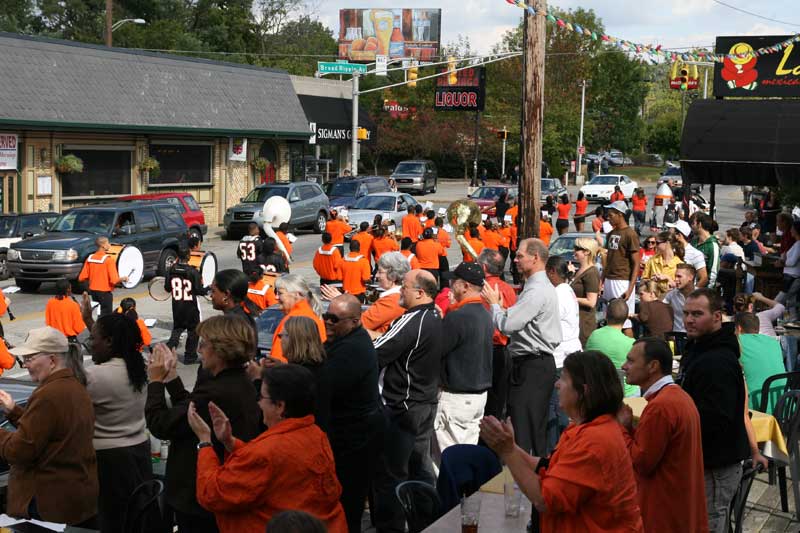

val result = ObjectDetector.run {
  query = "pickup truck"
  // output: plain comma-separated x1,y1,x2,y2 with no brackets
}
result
7,202,189,292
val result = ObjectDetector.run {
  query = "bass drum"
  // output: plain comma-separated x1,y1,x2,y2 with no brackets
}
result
189,251,218,287
106,244,144,289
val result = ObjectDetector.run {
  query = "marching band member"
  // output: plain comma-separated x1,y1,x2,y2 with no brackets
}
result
371,225,400,262
45,279,87,341
400,237,421,269
352,222,374,267
165,247,206,364
340,240,371,302
78,236,128,316
245,266,278,312
313,232,343,286
326,210,351,256
237,222,265,274
402,206,423,244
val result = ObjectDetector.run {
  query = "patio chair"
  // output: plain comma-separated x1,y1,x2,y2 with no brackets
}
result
123,479,165,533
395,481,442,533
729,458,764,533
771,389,800,514
757,371,800,415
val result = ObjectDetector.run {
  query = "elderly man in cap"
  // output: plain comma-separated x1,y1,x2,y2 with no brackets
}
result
603,200,640,334
0,327,98,526
433,263,494,463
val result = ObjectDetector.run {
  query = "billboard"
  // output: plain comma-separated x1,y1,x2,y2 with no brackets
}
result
434,67,486,112
714,35,800,97
338,8,441,63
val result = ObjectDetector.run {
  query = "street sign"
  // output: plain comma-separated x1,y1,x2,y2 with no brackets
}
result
317,61,368,75
579,146,585,155
376,55,388,77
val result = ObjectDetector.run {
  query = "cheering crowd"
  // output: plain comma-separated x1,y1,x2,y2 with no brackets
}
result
0,181,793,533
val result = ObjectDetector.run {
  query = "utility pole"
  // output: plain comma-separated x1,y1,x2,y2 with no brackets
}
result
351,72,359,177
520,0,545,240
576,79,588,185
471,111,480,186
105,0,113,47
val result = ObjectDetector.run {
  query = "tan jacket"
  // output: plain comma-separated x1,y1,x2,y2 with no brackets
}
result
0,368,98,524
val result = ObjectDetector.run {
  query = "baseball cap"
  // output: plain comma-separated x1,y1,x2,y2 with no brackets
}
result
10,326,69,356
666,219,692,238
605,200,628,213
453,262,485,287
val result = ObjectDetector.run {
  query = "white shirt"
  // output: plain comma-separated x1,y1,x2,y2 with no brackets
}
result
664,288,688,332
784,241,800,278
721,241,745,259
683,243,707,275
644,375,675,399
553,283,581,368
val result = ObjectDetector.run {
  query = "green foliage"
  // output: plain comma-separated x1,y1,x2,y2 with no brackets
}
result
645,112,682,159
55,154,84,174
0,0,36,33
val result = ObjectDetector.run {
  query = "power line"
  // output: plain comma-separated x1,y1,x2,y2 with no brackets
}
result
711,0,800,28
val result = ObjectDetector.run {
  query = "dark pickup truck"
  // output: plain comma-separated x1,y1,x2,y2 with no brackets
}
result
7,201,189,292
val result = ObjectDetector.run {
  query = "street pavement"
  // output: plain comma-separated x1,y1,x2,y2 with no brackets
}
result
0,178,749,384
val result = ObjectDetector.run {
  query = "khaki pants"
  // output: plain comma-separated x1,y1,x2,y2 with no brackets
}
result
432,390,487,467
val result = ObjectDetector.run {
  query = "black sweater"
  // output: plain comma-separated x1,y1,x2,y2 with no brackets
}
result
441,301,494,393
679,323,750,469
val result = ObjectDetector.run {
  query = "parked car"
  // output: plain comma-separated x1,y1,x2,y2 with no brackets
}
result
344,192,419,237
0,213,59,280
7,202,188,292
391,160,438,194
118,192,206,241
657,166,683,188
326,176,392,209
223,182,330,238
468,186,517,216
579,174,638,203
541,178,567,203
549,232,606,273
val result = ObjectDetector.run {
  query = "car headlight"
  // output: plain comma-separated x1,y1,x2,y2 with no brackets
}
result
226,209,232,216
253,210,261,218
52,248,78,261
7,249,18,261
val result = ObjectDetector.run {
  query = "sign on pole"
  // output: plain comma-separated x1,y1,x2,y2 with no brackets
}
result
579,146,585,155
317,61,368,75
376,55,388,77
434,67,486,112
0,134,18,170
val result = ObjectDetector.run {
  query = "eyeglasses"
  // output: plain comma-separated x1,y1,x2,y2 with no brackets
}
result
322,313,357,324
646,240,656,245
22,353,47,365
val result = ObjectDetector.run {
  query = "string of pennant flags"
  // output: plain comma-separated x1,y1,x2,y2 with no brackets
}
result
504,0,800,63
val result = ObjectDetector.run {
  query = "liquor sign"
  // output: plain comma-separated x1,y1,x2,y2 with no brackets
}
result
434,67,486,112
0,134,18,170
338,8,441,63
714,35,800,97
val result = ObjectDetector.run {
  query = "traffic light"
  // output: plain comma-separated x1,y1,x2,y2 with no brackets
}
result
680,65,689,91
497,130,508,140
407,65,418,88
447,56,458,86
357,127,368,140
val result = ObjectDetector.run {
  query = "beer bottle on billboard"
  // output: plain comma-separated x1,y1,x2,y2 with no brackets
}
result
389,14,405,58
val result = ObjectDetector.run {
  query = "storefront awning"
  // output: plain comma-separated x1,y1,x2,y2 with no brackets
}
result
298,95,377,145
680,99,800,187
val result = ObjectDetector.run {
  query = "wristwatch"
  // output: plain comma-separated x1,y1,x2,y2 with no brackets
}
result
197,441,212,450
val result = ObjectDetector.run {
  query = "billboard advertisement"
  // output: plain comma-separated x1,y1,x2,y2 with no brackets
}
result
714,35,800,97
338,8,441,63
434,67,486,112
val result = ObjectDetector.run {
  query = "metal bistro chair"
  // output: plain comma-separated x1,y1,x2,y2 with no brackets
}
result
770,389,800,515
395,480,442,533
122,479,166,533
729,458,764,533
758,372,800,512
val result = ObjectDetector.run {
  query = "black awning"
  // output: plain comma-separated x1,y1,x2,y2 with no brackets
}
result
297,94,377,145
680,99,800,187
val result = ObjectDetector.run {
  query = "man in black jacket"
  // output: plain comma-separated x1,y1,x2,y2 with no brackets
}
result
678,288,750,533
373,269,442,533
322,294,384,533
433,262,493,464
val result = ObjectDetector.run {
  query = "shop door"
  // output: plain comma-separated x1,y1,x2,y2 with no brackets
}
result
0,172,16,214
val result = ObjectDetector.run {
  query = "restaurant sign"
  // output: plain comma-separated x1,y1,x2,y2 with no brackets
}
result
0,134,18,170
714,35,800,97
309,123,376,145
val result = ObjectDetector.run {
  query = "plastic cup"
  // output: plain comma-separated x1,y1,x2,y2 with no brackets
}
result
460,494,481,533
504,482,522,517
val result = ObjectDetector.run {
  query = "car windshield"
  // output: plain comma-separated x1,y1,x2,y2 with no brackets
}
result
0,217,15,238
664,167,681,176
353,196,395,211
588,176,618,185
542,179,558,191
395,163,425,174
471,187,506,200
549,236,579,258
52,211,115,233
329,181,358,196
243,187,288,203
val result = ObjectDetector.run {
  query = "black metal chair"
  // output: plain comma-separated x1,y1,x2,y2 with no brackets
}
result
123,479,165,533
769,389,800,513
729,459,764,533
395,480,442,533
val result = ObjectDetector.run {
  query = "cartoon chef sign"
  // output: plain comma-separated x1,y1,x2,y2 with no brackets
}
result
721,42,758,90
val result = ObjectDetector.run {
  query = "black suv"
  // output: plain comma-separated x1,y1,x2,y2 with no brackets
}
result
0,212,60,280
7,202,188,292
326,176,392,208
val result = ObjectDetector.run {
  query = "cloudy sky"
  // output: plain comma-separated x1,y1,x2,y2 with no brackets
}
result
314,0,798,54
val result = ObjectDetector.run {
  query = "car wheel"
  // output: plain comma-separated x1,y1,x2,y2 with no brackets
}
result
314,211,327,234
430,179,437,194
188,227,203,242
158,248,178,277
16,279,40,293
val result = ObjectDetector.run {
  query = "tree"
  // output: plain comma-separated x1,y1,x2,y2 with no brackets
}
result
646,112,681,158
254,16,337,75
0,0,35,33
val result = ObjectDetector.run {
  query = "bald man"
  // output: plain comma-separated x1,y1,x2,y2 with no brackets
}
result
321,294,383,533
373,269,443,532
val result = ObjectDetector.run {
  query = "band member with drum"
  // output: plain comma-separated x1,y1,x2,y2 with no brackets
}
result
79,236,128,316
313,232,343,286
45,279,87,341
237,222,265,274
165,248,206,364
245,266,278,311
188,236,202,253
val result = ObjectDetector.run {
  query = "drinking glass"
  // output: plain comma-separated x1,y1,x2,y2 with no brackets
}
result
461,493,481,533
504,482,522,517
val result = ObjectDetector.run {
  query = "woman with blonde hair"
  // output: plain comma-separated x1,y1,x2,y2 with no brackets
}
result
636,280,673,339
282,316,326,367
271,274,326,363
642,231,685,292
570,237,601,345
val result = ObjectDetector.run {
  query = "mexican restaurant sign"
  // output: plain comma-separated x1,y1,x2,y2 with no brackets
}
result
0,134,18,170
714,35,800,97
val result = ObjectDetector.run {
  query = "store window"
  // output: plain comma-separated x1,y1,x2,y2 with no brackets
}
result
318,145,341,174
148,143,213,186
62,148,132,198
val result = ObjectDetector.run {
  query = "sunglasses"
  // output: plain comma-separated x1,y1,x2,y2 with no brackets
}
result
646,240,656,245
322,313,356,324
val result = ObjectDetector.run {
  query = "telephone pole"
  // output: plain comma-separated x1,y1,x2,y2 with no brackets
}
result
520,0,545,240
105,0,113,47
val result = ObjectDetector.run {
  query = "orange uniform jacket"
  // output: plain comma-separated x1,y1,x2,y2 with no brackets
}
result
372,236,399,261
462,238,485,263
401,214,423,243
78,251,120,292
539,221,554,246
362,289,404,333
0,340,13,376
506,205,519,223
437,228,451,249
341,252,371,295
622,385,707,533
400,249,421,269
540,414,644,533
136,319,152,346
481,230,504,251
271,299,327,362
610,191,626,202
326,220,350,246
510,225,518,251
313,245,342,281
482,275,517,345
276,231,293,258
197,415,348,533
414,239,443,269
247,278,278,311
45,297,86,338
352,231,374,264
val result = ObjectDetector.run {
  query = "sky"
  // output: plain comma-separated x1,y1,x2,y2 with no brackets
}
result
313,0,798,55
